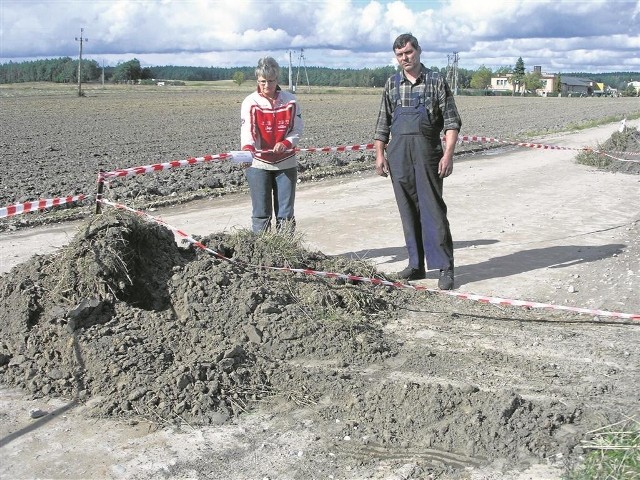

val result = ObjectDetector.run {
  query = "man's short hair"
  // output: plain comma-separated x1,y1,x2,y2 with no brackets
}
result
393,33,420,52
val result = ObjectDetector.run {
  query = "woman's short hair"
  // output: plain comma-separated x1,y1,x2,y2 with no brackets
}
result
255,57,280,80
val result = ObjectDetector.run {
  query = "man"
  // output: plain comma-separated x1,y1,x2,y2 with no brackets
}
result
374,33,462,289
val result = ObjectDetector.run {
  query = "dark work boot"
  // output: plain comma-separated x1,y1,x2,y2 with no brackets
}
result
438,268,455,290
397,265,426,281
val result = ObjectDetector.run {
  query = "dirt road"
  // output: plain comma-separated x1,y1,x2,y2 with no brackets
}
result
1,121,639,480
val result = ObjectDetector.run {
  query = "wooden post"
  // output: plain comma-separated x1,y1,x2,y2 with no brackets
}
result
95,170,104,214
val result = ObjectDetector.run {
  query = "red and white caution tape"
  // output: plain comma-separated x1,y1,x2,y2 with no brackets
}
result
457,134,640,162
293,143,375,154
0,194,88,219
596,152,640,163
431,290,640,320
607,149,640,156
100,153,232,179
99,137,639,181
99,198,640,321
100,144,378,180
98,199,235,262
458,134,578,151
4,136,638,219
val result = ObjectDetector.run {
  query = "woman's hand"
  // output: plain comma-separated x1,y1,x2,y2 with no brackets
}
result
273,142,287,153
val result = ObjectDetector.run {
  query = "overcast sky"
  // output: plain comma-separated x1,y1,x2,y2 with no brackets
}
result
1,0,639,73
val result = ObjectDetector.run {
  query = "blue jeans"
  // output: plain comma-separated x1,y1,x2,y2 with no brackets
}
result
246,167,297,233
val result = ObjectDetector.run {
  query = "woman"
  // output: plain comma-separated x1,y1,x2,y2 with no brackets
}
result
240,56,304,233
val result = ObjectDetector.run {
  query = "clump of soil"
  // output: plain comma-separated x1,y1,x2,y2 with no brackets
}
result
0,209,604,474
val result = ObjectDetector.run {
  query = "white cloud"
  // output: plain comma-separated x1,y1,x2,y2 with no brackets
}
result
1,0,638,72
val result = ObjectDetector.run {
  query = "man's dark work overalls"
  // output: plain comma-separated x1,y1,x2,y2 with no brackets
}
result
386,73,454,272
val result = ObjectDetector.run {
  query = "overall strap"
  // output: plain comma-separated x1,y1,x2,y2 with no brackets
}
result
392,72,402,107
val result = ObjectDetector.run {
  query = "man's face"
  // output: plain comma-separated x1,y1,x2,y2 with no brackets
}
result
394,43,421,74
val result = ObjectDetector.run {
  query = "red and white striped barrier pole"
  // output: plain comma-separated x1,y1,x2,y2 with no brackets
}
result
96,170,105,214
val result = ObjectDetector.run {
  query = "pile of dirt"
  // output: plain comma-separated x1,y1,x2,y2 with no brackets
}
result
0,210,397,422
0,209,600,475
577,124,640,174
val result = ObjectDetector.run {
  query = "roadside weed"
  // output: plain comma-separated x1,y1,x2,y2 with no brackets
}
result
566,418,640,479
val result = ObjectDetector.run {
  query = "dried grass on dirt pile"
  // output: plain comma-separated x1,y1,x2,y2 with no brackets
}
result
576,125,640,174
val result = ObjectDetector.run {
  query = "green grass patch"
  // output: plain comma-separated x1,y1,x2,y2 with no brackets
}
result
565,418,640,479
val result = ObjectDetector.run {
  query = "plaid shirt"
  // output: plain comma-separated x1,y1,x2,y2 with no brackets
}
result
374,65,462,144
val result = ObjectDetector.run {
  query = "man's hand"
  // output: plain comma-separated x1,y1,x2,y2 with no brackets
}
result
439,129,458,178
374,140,389,177
375,155,389,177
438,154,453,178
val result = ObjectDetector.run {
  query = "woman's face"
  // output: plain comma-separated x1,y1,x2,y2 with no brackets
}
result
257,76,278,98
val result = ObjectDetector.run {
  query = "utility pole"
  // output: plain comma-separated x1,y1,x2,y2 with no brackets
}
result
446,51,459,95
296,48,310,93
75,28,88,96
288,50,294,92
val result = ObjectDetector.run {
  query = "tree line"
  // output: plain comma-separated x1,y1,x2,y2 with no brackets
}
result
0,57,399,87
0,56,637,91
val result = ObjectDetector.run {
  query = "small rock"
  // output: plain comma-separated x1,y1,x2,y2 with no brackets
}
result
127,387,148,401
48,369,65,380
29,408,47,419
176,373,192,390
218,357,235,371
460,383,479,394
223,345,243,359
243,324,263,344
